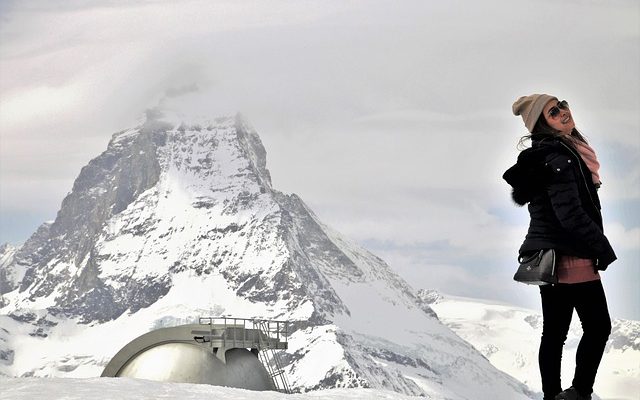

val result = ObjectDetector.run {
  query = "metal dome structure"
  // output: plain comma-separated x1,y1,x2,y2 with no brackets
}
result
101,317,290,393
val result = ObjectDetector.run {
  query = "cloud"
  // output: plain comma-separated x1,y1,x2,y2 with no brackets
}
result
369,243,542,312
0,85,82,127
165,83,199,98
606,223,640,251
0,0,638,317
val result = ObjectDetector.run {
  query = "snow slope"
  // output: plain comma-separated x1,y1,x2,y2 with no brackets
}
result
0,377,425,400
425,290,639,400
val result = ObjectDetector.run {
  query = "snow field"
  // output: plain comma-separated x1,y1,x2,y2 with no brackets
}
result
430,293,639,400
0,377,429,400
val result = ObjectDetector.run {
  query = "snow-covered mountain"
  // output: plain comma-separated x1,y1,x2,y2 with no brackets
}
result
423,290,639,400
0,111,535,399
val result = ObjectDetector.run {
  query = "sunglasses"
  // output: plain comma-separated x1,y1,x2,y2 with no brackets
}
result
548,100,569,118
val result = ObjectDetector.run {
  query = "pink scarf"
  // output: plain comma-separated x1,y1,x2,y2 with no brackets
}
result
566,136,601,186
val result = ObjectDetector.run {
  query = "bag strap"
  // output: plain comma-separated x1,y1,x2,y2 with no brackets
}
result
518,249,543,264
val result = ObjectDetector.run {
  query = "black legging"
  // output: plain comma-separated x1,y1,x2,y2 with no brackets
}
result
539,280,611,399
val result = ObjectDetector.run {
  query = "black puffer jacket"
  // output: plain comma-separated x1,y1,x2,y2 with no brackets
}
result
503,136,616,270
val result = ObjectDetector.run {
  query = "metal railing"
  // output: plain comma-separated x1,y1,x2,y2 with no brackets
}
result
196,317,291,393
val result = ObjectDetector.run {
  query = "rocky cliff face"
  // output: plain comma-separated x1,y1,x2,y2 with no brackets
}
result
0,111,535,399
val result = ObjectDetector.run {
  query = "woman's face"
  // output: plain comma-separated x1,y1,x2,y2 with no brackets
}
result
543,99,575,135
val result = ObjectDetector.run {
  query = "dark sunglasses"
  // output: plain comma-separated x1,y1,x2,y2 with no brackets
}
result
548,100,569,117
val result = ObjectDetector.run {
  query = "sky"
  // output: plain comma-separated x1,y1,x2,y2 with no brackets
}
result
0,0,638,320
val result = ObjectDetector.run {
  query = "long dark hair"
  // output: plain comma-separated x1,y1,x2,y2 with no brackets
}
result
518,114,588,149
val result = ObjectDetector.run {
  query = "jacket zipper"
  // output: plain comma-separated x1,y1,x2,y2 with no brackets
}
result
559,141,601,217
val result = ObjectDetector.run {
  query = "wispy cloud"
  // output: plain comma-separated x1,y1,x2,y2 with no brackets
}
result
1,0,638,318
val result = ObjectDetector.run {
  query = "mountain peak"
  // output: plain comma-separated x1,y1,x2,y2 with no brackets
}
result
0,114,534,399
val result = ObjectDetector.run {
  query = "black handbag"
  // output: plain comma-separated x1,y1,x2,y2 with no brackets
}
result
513,249,557,285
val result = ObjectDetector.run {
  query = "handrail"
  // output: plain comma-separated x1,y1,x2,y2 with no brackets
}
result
197,316,291,393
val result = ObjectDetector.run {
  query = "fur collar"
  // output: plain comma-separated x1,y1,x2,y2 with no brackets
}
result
503,141,560,206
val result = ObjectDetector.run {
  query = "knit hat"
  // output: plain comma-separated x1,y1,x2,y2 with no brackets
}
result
512,94,557,133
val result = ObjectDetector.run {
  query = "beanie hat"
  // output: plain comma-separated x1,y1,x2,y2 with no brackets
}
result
512,94,557,133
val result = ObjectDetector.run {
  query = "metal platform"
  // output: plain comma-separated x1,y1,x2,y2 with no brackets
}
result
101,317,291,393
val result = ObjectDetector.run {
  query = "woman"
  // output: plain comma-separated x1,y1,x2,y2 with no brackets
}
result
503,94,615,400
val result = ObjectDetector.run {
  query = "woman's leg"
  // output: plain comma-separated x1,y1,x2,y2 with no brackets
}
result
571,280,611,396
539,284,574,399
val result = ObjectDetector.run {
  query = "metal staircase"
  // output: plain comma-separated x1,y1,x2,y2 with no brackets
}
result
256,320,291,394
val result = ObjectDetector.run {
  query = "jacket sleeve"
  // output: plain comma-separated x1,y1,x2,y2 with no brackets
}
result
545,153,617,269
